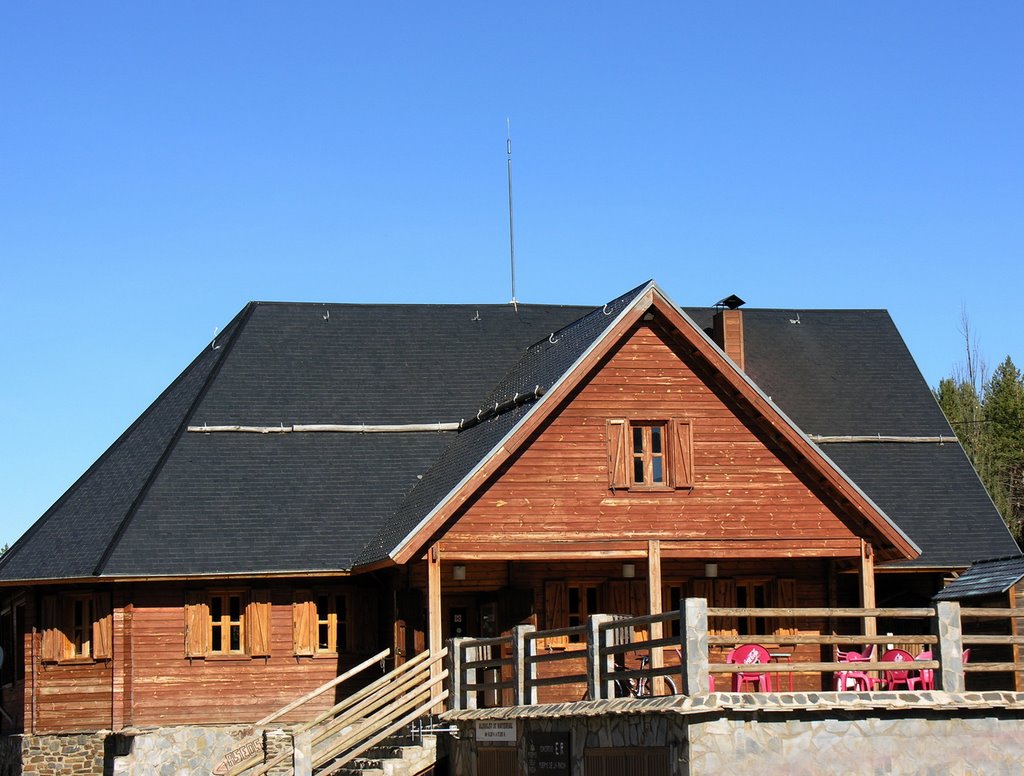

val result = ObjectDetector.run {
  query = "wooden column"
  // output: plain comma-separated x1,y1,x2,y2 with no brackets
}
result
647,540,665,695
859,540,877,638
427,544,443,710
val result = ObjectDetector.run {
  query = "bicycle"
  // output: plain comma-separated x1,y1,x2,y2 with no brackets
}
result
613,653,678,697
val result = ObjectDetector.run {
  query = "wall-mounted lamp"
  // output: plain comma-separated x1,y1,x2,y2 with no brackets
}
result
704,562,719,579
622,562,636,578
453,565,466,581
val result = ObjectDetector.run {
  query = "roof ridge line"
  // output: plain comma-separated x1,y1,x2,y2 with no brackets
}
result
90,302,257,576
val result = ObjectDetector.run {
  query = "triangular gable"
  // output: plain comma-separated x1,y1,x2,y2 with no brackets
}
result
385,283,920,566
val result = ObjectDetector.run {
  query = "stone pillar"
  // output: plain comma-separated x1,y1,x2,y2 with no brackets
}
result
683,598,710,695
512,624,537,706
293,730,313,776
586,614,615,700
935,600,965,692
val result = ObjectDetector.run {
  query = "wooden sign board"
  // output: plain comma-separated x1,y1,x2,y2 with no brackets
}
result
475,720,517,742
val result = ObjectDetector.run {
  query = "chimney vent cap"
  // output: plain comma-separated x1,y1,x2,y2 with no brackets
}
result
714,294,745,310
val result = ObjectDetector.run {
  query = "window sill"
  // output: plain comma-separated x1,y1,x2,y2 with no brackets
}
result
55,657,97,666
203,654,253,662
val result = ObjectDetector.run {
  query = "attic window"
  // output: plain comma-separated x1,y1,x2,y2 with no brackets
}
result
607,418,694,491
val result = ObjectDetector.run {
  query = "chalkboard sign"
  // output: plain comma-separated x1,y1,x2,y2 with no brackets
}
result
525,731,570,775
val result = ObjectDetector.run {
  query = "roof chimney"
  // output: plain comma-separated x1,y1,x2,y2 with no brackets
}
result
712,295,745,370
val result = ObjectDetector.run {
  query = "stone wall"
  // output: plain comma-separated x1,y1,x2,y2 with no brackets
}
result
0,724,291,776
446,690,1024,775
0,733,106,776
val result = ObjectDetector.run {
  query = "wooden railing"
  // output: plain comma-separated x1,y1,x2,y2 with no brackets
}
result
448,599,1024,710
229,647,448,776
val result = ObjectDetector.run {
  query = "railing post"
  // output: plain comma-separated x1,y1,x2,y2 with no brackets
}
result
935,600,965,692
683,598,710,695
586,614,615,700
512,624,537,705
447,638,465,710
293,730,313,776
451,637,478,710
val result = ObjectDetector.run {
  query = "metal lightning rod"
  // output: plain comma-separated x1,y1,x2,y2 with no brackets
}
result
506,118,518,310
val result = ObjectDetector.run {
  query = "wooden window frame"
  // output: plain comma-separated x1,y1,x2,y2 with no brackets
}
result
314,591,350,655
208,590,247,656
607,418,694,491
630,422,669,489
294,588,352,658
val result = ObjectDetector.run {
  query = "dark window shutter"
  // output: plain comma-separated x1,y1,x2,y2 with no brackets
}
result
670,418,694,488
714,579,738,637
606,419,630,489
246,590,272,657
292,590,315,656
544,581,568,630
93,592,113,660
775,578,797,636
184,591,209,657
352,590,378,654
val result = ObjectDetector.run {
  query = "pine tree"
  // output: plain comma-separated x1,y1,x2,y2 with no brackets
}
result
982,357,1024,537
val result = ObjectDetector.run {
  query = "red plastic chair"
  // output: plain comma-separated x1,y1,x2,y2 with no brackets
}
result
907,650,933,690
729,644,773,692
835,646,881,691
880,648,915,690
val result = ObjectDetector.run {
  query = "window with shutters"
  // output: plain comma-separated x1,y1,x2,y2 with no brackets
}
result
40,592,112,664
184,589,271,659
567,583,599,643
691,577,798,638
607,418,693,491
293,589,353,656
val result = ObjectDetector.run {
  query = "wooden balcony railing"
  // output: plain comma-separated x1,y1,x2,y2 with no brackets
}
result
448,599,1024,710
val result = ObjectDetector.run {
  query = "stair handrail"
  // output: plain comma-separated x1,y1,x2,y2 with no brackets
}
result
257,647,391,725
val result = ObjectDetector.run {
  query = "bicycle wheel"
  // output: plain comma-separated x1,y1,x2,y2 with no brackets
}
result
663,676,677,695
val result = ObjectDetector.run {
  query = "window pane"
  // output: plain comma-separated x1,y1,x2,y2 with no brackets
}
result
211,596,222,621
338,622,347,652
229,596,241,621
568,587,580,614
633,459,645,483
230,625,240,652
318,623,330,650
651,426,662,454
211,624,222,652
632,427,644,454
652,457,663,483
586,587,598,613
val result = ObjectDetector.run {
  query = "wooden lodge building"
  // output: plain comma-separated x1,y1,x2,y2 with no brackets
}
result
0,280,1018,736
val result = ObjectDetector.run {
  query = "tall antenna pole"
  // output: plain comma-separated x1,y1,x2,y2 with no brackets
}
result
506,118,518,309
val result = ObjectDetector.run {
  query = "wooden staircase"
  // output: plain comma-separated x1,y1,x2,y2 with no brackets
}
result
227,647,448,776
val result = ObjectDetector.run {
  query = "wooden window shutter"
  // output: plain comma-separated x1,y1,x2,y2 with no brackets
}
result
774,578,797,637
670,419,694,488
606,419,630,489
246,590,272,657
184,591,209,657
714,579,738,637
544,582,568,629
92,592,113,660
603,580,631,616
292,590,316,656
40,594,67,663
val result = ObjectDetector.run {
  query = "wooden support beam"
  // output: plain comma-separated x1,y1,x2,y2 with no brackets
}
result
427,545,443,710
647,540,665,695
859,540,877,638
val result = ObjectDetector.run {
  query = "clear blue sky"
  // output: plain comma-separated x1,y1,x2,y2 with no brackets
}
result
2,3,1022,546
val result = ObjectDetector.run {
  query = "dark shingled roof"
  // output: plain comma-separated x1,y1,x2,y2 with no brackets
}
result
934,555,1024,601
1,282,1018,582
